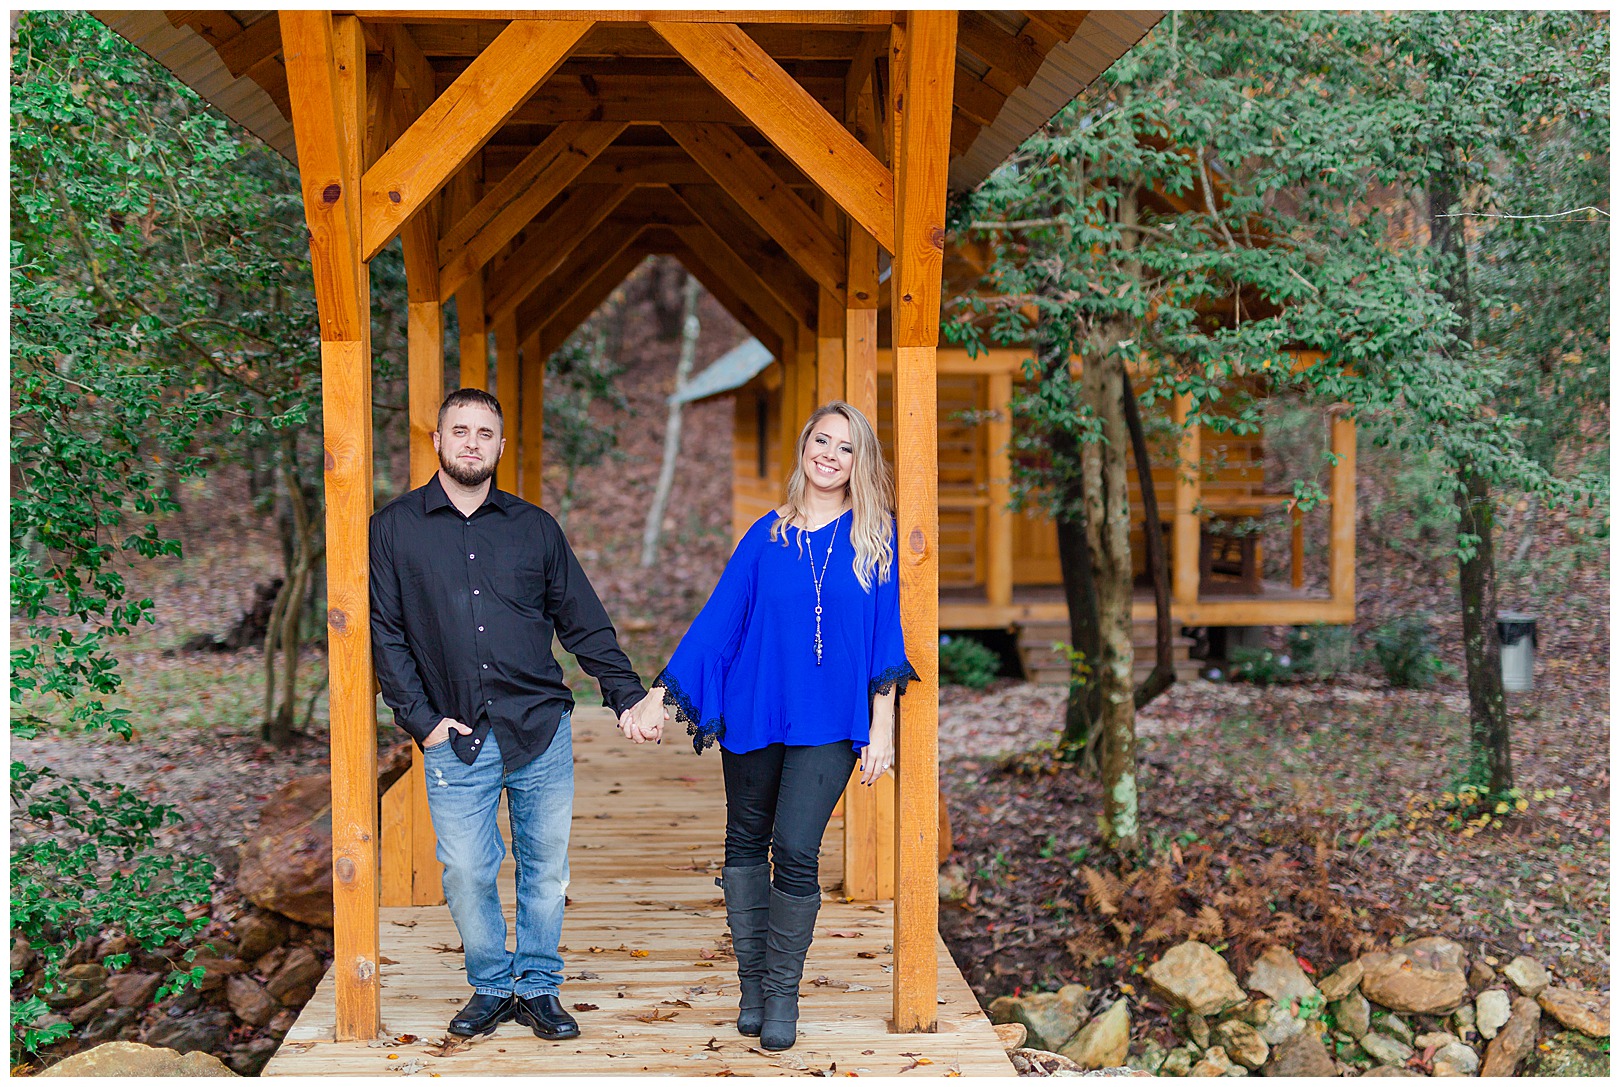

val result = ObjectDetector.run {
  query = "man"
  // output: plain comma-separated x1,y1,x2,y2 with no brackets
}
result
370,388,646,1040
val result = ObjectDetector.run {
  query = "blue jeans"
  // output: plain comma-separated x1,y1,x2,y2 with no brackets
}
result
422,717,573,998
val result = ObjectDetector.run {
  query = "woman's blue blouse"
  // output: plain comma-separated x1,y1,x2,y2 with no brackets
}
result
655,510,917,755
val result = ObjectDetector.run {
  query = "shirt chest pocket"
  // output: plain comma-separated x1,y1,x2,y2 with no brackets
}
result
487,544,546,603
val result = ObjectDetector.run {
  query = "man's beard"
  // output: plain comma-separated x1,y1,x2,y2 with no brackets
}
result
440,448,498,487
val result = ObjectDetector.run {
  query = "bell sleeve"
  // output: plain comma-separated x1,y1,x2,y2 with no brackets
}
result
654,517,768,752
867,547,919,711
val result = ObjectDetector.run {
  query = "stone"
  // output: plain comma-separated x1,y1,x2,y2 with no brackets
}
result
1358,1032,1414,1067
1377,1013,1413,1045
1479,996,1540,1077
1467,959,1496,990
1474,989,1512,1040
1502,955,1550,997
264,946,324,1006
42,963,109,1008
142,1009,234,1055
307,927,334,953
107,971,164,1008
37,1041,237,1077
1009,1048,1083,1076
65,990,119,1027
267,1009,297,1037
1128,1038,1168,1074
993,1022,1027,1050
77,1006,140,1046
989,984,1091,1052
1318,961,1364,1003
1060,999,1130,1070
191,955,246,993
1189,1045,1232,1077
225,975,276,1027
236,775,336,927
1257,1002,1306,1046
12,937,36,976
1528,1030,1610,1078
1400,937,1467,976
1239,998,1273,1027
1146,941,1248,1017
1244,947,1321,1008
1430,1040,1479,1077
1186,1011,1211,1048
1160,1047,1197,1077
1213,1019,1269,1069
1360,1067,1421,1077
1262,1032,1334,1077
1536,986,1609,1037
1357,949,1467,1015
227,1036,282,1076
1450,1002,1475,1035
1414,1031,1459,1049
233,911,291,962
1331,990,1371,1038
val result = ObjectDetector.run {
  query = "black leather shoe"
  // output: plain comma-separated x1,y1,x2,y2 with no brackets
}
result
449,992,515,1037
514,993,581,1040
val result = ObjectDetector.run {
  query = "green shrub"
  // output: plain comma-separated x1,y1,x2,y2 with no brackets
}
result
1228,646,1297,685
1369,614,1445,689
939,635,1001,690
1288,624,1360,677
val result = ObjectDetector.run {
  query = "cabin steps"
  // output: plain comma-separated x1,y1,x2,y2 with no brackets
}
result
1014,619,1201,687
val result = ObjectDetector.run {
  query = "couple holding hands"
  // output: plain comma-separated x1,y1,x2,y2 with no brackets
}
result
370,389,915,1053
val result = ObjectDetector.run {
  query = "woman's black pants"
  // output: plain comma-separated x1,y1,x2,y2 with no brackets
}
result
721,741,860,897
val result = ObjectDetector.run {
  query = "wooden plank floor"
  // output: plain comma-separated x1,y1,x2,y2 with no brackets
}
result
264,708,1013,1076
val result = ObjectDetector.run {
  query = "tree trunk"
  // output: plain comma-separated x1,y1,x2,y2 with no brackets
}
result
1124,368,1175,709
1431,154,1513,796
264,440,316,748
641,274,703,567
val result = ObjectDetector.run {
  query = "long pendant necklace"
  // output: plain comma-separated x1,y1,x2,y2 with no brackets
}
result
807,516,840,665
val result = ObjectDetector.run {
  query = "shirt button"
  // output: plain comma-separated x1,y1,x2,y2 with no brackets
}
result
469,553,475,560
486,699,493,705
473,589,480,595
478,626,485,632
482,664,489,669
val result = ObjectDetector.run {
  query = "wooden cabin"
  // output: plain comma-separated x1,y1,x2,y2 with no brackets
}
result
93,8,1164,1053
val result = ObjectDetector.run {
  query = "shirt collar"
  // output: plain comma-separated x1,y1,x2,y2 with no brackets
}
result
422,473,513,517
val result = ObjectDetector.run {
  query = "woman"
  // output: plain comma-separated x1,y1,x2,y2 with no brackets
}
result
626,401,915,1052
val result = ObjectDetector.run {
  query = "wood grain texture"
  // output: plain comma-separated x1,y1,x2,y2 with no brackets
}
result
986,371,1014,608
519,332,544,506
378,773,410,906
663,121,847,301
533,246,651,360
438,121,626,300
409,750,442,905
484,184,635,318
456,271,488,391
816,290,845,408
672,224,800,350
1171,392,1200,605
657,241,787,364
670,184,818,327
1329,413,1357,606
361,20,591,261
652,21,895,254
354,10,898,25
514,221,646,345
407,300,445,488
844,222,880,425
889,9,957,1035
493,314,520,492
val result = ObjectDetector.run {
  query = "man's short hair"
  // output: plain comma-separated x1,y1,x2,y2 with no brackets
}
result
437,388,504,432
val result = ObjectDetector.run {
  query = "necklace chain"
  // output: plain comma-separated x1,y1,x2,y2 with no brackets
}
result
806,516,839,666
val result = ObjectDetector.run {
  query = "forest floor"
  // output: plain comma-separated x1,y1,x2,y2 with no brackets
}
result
12,266,1609,1067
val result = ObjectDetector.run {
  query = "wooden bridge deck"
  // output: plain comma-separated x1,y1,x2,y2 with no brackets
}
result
263,707,1013,1076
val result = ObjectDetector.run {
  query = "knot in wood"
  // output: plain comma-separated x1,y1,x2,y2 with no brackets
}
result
929,226,947,249
321,183,342,205
355,957,376,981
854,290,872,302
902,292,913,303
909,527,926,554
334,856,356,883
324,450,336,471
329,608,348,633
387,190,402,204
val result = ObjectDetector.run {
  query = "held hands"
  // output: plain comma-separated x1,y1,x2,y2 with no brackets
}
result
618,689,669,744
424,717,473,748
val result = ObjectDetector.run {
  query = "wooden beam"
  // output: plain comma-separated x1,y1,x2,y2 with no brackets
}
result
1329,411,1357,607
671,224,800,349
216,15,282,77
446,165,489,390
670,184,818,327
281,9,378,1040
484,146,813,188
534,247,651,359
519,333,544,506
494,314,520,491
663,121,846,301
652,21,895,254
409,22,875,58
515,221,646,347
656,237,789,362
489,73,840,126
439,121,627,300
1172,392,1201,606
889,9,956,1036
816,201,844,407
845,223,880,424
986,371,1013,608
361,19,592,261
485,184,636,318
957,11,1049,87
407,305,445,487
350,11,897,26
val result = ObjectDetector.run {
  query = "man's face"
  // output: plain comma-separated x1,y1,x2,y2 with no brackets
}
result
433,403,505,487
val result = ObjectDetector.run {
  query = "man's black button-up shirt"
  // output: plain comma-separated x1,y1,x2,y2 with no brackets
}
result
369,475,646,770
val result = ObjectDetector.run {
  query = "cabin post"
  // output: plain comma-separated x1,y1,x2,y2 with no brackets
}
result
986,371,1015,608
281,9,380,1040
520,330,545,506
1329,410,1357,608
890,9,955,1033
449,166,488,391
816,200,846,407
1172,391,1201,606
494,313,520,491
845,224,881,424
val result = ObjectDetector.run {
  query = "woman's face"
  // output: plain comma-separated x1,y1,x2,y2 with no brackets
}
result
801,412,854,496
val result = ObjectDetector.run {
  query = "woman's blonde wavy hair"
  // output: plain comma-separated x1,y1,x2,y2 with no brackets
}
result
770,401,895,592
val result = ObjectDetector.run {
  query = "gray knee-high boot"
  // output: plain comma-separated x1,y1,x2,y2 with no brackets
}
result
760,886,822,1051
717,865,771,1036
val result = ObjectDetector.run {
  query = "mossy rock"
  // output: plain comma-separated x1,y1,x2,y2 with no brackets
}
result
1527,1031,1610,1078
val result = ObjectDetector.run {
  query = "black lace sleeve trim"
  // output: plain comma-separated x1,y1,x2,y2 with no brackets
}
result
655,668,725,754
869,662,920,702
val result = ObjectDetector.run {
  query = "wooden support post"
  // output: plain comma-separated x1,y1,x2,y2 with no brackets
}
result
447,166,489,390
1329,411,1357,607
1172,392,1201,606
986,371,1014,608
494,314,519,492
281,9,379,1040
845,222,880,424
1290,508,1306,591
405,293,444,489
796,323,817,430
890,9,955,1034
816,284,845,408
520,330,545,506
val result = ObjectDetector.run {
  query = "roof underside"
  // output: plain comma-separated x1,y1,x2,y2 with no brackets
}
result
92,10,1160,194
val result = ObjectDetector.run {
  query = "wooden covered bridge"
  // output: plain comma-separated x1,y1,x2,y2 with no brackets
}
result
95,7,1160,1071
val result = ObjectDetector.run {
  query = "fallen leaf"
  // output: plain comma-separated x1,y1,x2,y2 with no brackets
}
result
424,1035,471,1057
428,943,464,954
827,931,863,938
390,1057,428,1075
661,999,693,1008
567,971,601,981
845,984,874,993
572,1003,599,1012
378,956,400,966
630,949,650,958
693,961,716,967
633,1008,679,1023
857,951,878,959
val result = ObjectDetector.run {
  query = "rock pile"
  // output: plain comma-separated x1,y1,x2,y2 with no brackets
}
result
990,937,1609,1077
